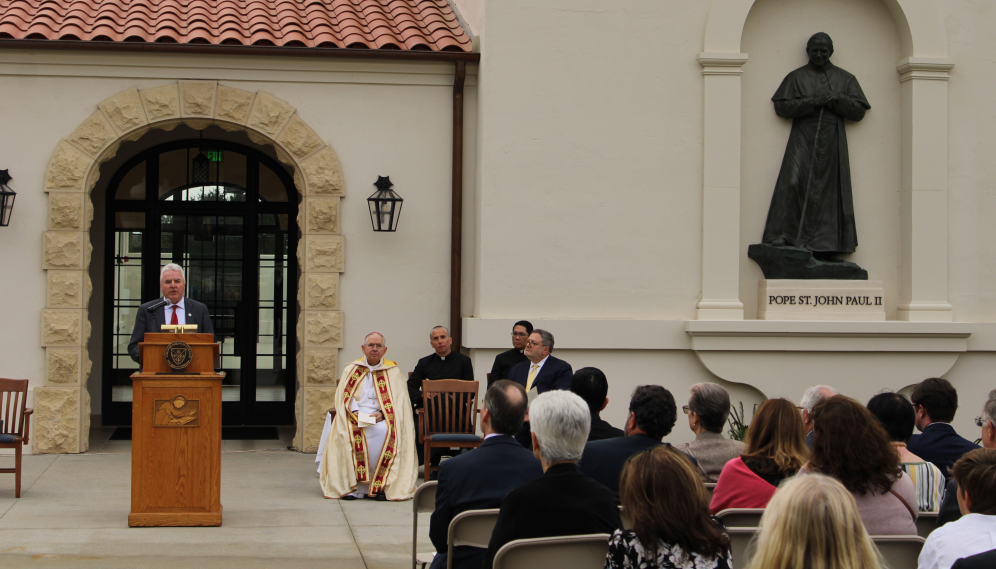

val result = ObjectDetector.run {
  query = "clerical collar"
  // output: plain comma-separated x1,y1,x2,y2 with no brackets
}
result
437,352,451,361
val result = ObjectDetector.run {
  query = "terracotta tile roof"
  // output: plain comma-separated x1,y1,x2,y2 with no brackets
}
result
0,0,472,52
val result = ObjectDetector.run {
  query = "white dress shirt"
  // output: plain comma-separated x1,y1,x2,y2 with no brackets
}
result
918,513,996,569
163,297,186,326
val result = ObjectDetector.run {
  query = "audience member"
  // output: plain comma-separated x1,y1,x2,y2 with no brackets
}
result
606,445,732,569
710,398,808,514
580,385,697,502
427,381,542,569
805,395,918,535
747,474,884,569
951,549,996,569
680,383,744,482
918,449,996,569
908,377,979,479
570,367,624,441
800,384,838,447
508,329,573,448
488,320,532,387
867,392,946,512
937,390,996,527
482,391,622,569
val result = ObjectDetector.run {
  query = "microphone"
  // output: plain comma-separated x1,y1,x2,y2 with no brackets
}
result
146,298,170,313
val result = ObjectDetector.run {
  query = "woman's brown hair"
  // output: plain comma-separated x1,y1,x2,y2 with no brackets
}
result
809,396,903,495
741,398,809,475
619,446,730,561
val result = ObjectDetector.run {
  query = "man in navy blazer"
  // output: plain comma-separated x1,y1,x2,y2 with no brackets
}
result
128,263,215,363
507,329,572,448
579,385,700,503
907,378,979,478
428,380,542,569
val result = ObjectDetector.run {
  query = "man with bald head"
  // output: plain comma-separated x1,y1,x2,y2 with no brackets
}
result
318,332,418,501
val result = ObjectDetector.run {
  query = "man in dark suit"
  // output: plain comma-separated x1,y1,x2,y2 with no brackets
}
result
952,549,996,569
483,391,622,569
579,385,699,503
128,263,214,363
428,380,542,569
507,329,572,448
487,320,532,388
936,391,996,528
908,378,979,479
570,367,623,441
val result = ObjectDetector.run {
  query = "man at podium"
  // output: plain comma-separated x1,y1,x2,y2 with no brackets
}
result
128,263,215,363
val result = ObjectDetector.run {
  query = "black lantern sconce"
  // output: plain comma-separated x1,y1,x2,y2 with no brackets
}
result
367,176,404,232
0,170,15,227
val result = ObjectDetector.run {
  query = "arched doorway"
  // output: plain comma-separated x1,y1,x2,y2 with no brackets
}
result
101,139,298,426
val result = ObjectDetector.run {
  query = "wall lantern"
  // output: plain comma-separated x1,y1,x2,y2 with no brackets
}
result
367,176,404,232
0,170,14,227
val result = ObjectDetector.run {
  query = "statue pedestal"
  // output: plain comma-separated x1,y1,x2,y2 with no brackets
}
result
757,280,885,321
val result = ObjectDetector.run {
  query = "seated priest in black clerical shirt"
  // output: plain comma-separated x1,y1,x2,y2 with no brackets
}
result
488,320,532,388
407,325,475,469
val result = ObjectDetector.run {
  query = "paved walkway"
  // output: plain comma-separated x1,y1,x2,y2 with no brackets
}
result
0,434,430,568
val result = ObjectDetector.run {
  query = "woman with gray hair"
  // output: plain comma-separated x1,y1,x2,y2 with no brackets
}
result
483,391,622,569
680,383,744,482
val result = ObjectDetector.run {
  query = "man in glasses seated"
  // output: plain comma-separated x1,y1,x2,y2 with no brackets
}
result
488,320,533,388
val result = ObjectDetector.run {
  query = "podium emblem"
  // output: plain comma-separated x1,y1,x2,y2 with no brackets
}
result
165,341,194,370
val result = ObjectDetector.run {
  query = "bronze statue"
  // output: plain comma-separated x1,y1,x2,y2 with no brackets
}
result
750,32,871,279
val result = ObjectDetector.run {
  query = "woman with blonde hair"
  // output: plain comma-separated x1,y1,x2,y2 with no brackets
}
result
710,398,809,514
747,473,883,569
605,445,732,569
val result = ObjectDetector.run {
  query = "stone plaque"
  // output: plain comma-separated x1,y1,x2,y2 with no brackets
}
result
154,395,199,427
757,280,885,321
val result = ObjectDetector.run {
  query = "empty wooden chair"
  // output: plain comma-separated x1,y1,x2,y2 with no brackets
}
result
446,508,500,569
872,535,926,569
417,380,482,479
492,534,611,569
412,481,438,569
726,527,758,569
716,508,765,528
0,378,33,498
916,512,938,539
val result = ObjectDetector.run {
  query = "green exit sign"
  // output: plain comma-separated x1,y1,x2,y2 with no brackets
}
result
206,150,223,162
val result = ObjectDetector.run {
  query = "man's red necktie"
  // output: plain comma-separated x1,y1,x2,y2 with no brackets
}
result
170,305,179,325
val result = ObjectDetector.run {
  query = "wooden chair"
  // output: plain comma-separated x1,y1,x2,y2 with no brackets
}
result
872,535,926,569
726,527,758,569
0,379,33,498
716,508,765,528
492,534,611,569
916,512,938,539
417,380,482,479
412,481,438,569
446,508,500,569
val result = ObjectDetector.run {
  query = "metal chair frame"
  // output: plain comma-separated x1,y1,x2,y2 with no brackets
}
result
446,508,500,569
412,480,438,569
492,533,611,569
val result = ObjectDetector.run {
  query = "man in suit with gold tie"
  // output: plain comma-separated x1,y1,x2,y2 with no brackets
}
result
508,329,572,448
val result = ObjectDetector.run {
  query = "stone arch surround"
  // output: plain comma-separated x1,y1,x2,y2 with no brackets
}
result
36,82,345,453
695,0,956,323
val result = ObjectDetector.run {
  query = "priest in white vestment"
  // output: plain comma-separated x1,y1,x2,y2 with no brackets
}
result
318,332,418,500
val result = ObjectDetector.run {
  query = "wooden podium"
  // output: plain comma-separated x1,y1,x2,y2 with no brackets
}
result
128,333,224,527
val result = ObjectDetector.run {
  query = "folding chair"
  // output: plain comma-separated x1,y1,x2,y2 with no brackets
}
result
412,481,438,569
704,482,716,499
716,508,765,528
726,527,758,569
915,512,938,539
492,534,611,569
0,379,33,498
446,508,500,569
872,535,926,569
418,380,482,479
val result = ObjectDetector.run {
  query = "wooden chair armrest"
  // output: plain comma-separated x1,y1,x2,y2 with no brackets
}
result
23,407,33,445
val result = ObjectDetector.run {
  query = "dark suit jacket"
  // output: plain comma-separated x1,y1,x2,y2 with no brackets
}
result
908,423,980,478
588,413,624,441
488,349,528,388
509,356,573,448
579,435,699,503
482,462,622,569
428,435,543,569
128,297,215,362
936,478,962,528
952,548,996,569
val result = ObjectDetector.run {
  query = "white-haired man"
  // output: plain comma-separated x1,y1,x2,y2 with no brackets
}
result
800,384,838,448
319,332,418,501
482,391,622,569
128,263,214,363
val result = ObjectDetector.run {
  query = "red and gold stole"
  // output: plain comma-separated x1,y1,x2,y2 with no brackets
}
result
340,365,399,495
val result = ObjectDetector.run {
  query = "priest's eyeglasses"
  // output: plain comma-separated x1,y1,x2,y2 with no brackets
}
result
511,332,528,338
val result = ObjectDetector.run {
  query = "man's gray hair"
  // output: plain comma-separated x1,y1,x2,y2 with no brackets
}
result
430,326,449,337
984,390,996,424
689,382,732,434
533,329,555,352
364,332,386,346
528,390,590,463
800,385,838,411
159,263,185,282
